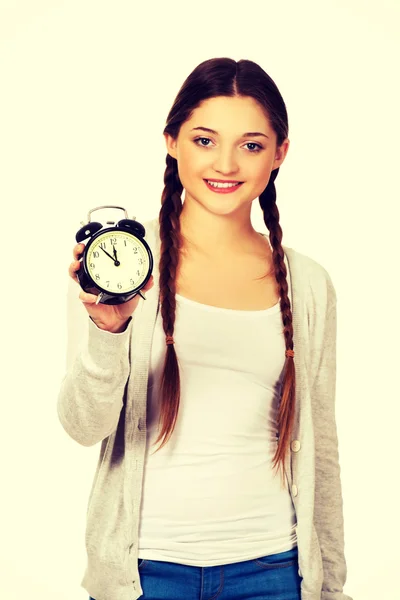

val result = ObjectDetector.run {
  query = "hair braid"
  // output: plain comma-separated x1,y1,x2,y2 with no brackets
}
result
152,154,183,451
259,168,296,479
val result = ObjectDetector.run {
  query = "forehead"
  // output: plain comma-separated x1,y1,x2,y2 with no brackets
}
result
182,95,272,134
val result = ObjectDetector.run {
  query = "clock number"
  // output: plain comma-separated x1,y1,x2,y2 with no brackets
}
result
90,262,95,268
139,258,143,265
93,251,99,258
110,237,117,245
95,274,100,281
136,269,140,276
133,247,138,254
130,278,134,285
117,283,122,289
106,281,110,288
124,240,127,247
100,242,106,250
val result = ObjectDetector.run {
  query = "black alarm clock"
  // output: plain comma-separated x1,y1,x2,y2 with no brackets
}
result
75,205,154,305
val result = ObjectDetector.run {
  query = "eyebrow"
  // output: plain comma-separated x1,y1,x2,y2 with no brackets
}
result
190,126,270,140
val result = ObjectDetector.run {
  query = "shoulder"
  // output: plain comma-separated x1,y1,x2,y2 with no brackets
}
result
283,245,337,312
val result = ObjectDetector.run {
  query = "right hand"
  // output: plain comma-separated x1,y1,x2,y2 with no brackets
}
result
69,242,155,333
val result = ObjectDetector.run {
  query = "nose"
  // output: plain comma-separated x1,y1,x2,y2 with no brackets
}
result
212,147,240,176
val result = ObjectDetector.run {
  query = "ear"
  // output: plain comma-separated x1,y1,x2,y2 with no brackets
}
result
164,133,178,160
272,138,290,170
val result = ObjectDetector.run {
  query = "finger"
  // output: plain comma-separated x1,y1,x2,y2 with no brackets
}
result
79,290,98,303
145,275,154,288
142,281,153,294
73,243,85,260
68,260,81,280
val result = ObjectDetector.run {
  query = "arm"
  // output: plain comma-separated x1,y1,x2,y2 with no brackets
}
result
57,280,133,447
311,301,353,600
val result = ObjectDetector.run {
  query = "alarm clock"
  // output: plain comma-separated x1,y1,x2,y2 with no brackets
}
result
75,205,154,305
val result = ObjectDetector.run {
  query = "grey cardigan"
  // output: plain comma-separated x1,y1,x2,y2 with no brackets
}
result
57,216,353,600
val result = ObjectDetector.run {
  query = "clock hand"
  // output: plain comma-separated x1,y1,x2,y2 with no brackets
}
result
112,245,121,266
99,245,117,263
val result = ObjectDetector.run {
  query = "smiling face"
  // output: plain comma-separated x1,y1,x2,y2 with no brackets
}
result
164,95,289,256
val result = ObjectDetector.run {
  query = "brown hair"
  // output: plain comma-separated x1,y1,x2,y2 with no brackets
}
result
152,57,295,485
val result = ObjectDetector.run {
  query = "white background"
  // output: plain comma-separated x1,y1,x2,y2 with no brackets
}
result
1,1,399,599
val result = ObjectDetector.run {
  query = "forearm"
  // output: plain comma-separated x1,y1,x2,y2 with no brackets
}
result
57,316,133,446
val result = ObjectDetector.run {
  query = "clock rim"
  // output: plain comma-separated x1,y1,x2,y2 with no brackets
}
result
81,225,153,296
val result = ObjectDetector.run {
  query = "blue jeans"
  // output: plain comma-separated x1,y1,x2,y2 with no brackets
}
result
89,545,302,599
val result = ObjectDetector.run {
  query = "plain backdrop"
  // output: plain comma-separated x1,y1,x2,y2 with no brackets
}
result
1,1,399,599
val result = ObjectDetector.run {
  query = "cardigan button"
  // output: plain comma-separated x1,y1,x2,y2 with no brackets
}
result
291,440,301,452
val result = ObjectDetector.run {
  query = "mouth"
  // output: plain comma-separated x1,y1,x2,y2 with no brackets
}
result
204,179,244,194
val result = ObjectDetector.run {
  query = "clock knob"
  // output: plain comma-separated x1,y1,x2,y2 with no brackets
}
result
117,219,145,238
76,221,103,243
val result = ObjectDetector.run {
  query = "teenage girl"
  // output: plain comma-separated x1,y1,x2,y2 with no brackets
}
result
64,57,351,600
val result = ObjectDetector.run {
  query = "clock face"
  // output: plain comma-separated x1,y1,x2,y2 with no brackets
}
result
85,229,149,294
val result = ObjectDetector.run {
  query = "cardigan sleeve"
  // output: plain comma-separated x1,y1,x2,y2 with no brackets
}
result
311,301,353,600
57,312,133,448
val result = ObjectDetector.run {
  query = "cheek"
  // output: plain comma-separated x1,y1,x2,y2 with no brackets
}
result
248,160,272,187
250,158,269,177
179,145,210,178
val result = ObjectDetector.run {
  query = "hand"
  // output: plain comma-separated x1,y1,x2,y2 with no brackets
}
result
69,242,155,333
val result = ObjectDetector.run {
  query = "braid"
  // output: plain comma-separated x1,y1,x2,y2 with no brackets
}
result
259,168,296,482
152,155,183,452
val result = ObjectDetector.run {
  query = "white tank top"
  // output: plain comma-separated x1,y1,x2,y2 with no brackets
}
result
138,252,297,566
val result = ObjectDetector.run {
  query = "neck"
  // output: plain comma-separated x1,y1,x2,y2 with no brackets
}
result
178,202,264,260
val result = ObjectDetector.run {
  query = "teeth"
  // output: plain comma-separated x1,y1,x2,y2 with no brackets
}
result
207,180,240,188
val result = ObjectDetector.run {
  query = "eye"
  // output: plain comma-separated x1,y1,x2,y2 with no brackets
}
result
193,137,263,153
244,142,263,153
194,137,212,147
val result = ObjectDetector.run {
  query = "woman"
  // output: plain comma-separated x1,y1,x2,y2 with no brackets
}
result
58,57,352,600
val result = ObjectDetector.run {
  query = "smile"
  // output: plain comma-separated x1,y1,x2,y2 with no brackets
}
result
204,180,244,194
